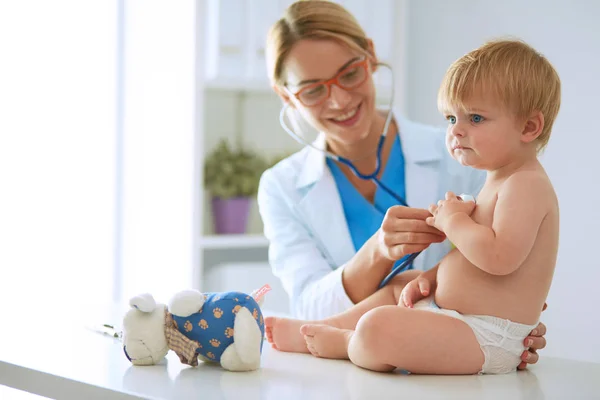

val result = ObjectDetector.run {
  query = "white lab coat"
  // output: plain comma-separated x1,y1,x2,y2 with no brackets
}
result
257,112,485,319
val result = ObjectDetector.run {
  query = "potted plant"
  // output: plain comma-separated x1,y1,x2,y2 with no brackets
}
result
204,139,270,234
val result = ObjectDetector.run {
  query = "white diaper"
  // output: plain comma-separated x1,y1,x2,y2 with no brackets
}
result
413,296,537,374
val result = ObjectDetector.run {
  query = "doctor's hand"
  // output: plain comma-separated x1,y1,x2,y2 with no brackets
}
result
518,302,548,370
376,206,446,261
426,191,476,232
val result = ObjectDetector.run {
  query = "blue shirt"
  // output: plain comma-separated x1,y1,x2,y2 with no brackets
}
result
326,134,412,271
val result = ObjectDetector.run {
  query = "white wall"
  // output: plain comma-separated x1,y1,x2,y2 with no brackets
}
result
404,0,600,363
0,2,117,306
120,0,197,302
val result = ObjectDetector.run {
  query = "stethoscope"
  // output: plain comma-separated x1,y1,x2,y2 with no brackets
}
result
279,64,418,288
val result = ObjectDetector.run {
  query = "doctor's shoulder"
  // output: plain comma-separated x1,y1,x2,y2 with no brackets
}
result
257,146,312,204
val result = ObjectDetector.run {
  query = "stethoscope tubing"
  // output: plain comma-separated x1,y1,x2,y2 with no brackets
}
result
278,63,418,288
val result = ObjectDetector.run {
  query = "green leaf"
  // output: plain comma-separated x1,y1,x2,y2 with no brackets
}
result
204,138,275,199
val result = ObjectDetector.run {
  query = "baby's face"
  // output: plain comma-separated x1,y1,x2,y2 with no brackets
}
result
443,96,524,170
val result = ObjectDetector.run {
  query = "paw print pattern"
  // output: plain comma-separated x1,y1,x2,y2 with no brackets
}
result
234,297,239,302
198,319,208,329
213,307,223,318
252,308,258,320
224,327,234,338
209,338,221,348
232,305,242,314
206,352,215,359
246,296,250,300
184,321,193,332
212,295,221,302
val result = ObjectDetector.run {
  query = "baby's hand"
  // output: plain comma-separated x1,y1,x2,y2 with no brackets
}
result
399,275,432,308
426,191,476,232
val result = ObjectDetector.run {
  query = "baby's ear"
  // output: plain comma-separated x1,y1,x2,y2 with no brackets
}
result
521,111,544,144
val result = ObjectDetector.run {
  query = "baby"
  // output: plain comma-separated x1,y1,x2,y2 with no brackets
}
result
264,39,561,375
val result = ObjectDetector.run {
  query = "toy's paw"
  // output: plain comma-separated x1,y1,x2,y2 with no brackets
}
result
169,290,205,318
198,319,209,330
129,293,156,313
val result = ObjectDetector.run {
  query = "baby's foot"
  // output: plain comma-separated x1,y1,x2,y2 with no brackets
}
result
300,324,353,360
264,316,310,353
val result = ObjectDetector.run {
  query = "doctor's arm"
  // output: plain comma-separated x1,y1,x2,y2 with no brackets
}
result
257,170,443,319
257,170,391,319
344,206,446,302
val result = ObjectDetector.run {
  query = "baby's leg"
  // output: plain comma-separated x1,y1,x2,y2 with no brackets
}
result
346,305,484,374
265,270,420,353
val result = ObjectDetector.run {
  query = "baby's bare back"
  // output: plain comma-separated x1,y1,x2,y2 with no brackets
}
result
435,168,559,325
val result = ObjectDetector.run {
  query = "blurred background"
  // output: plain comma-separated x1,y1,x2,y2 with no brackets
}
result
0,0,598,364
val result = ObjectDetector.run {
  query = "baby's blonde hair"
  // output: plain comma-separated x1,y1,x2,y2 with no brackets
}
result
266,0,371,87
438,39,561,152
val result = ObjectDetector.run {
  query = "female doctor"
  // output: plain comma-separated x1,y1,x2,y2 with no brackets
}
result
256,0,545,368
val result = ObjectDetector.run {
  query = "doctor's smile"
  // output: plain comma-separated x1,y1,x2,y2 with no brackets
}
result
329,103,362,126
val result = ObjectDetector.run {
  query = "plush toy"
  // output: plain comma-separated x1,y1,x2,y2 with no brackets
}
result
121,286,269,372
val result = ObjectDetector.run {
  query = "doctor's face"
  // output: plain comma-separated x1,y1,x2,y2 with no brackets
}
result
280,39,377,146
444,95,524,170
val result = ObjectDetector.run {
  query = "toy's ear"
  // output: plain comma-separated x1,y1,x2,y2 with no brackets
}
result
122,304,168,366
169,290,205,318
129,293,156,313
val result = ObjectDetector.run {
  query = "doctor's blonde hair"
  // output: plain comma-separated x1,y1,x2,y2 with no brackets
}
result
437,39,561,152
266,0,371,87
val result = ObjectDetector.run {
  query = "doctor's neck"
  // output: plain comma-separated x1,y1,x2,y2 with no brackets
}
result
326,111,392,164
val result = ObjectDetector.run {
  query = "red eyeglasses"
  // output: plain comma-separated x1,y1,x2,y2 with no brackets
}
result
286,58,370,107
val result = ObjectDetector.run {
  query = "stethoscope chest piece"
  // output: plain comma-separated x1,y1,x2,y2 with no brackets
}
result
457,193,476,204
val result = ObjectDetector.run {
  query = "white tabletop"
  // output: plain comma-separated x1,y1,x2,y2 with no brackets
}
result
1,302,599,400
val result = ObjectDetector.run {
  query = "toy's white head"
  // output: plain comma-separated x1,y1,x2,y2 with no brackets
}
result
122,294,169,366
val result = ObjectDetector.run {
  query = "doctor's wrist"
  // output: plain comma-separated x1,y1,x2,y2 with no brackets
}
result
369,234,396,269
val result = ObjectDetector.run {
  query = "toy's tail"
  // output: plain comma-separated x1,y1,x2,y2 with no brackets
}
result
250,284,271,308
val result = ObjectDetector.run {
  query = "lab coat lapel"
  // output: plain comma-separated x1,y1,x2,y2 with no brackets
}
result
292,114,445,266
295,134,356,266
404,160,439,209
396,114,444,209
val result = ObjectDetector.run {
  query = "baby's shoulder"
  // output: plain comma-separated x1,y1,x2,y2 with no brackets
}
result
501,169,557,205
503,168,553,189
